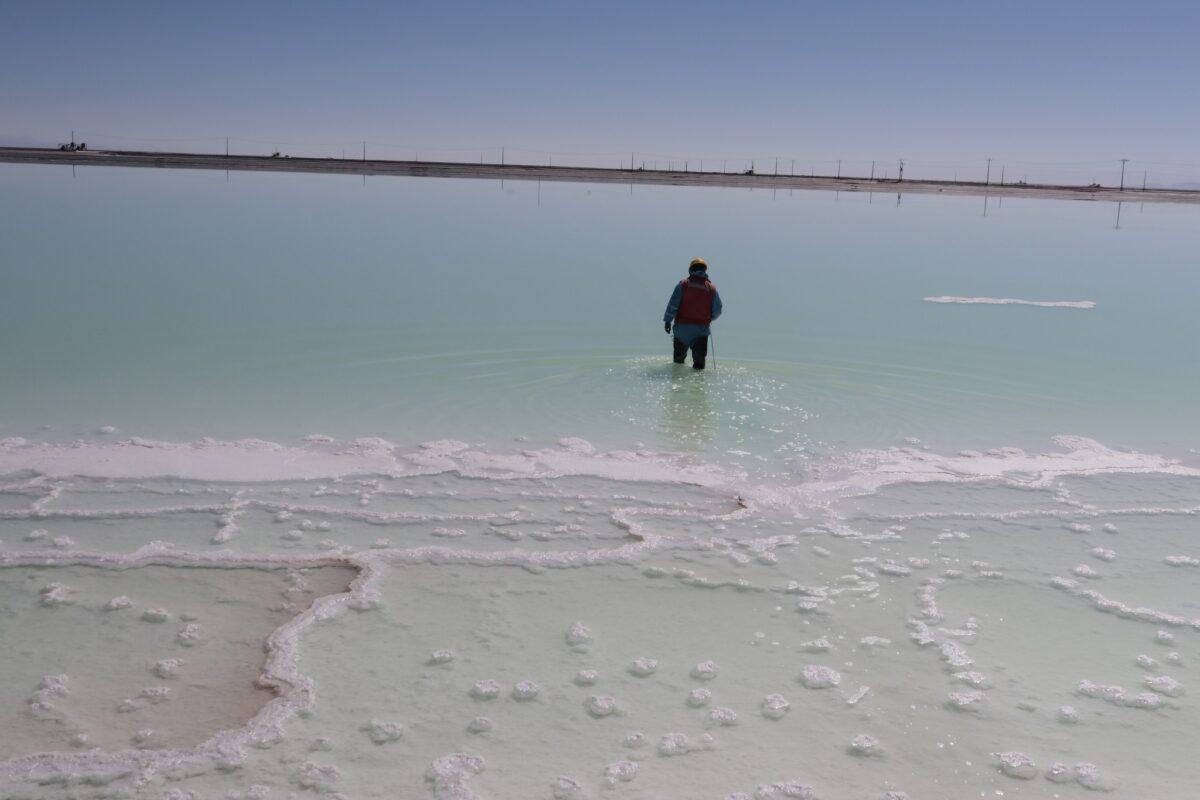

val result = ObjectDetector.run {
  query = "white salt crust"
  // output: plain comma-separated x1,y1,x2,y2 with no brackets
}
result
361,720,404,744
0,433,1195,789
761,694,790,720
628,657,658,677
799,665,841,689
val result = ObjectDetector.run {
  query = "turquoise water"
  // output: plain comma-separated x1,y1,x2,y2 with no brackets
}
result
2,164,1199,800
3,164,1198,462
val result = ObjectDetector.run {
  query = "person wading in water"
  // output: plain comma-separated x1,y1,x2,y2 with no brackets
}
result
663,258,723,370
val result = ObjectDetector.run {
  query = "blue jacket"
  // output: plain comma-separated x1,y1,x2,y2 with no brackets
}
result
664,271,723,345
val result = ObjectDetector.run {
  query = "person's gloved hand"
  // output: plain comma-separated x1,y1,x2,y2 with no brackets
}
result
664,322,672,334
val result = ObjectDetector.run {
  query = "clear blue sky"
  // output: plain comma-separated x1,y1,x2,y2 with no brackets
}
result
2,0,1197,181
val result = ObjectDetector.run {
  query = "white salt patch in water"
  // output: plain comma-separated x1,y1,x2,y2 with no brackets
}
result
994,751,1037,779
687,687,712,707
426,753,483,799
761,694,790,719
141,608,170,623
946,691,985,712
799,665,841,689
177,622,202,646
923,295,1096,309
1090,547,1117,561
708,706,738,726
428,649,455,665
153,658,183,679
573,670,598,686
1164,555,1199,567
1143,675,1184,696
603,759,637,786
849,734,882,757
466,716,493,734
552,775,584,799
565,621,592,647
622,732,646,748
1076,680,1165,709
585,695,617,717
361,720,404,744
469,680,501,700
691,660,719,680
751,780,817,798
657,732,693,756
628,657,657,676
1058,705,1082,724
511,680,540,700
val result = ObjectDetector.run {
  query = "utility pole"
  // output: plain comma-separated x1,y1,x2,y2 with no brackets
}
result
985,157,992,185
870,161,875,180
774,157,779,176
225,136,229,156
362,141,366,161
791,159,795,176
1000,165,1005,185
837,160,841,179
501,147,505,165
1119,158,1129,190
1142,170,1147,191
898,159,904,182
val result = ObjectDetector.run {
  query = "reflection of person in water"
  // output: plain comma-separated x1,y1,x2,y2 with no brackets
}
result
660,365,714,449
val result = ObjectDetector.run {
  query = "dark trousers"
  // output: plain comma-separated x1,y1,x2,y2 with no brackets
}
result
673,335,708,369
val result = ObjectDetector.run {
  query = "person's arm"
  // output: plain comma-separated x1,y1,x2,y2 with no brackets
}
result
710,289,723,322
663,283,683,329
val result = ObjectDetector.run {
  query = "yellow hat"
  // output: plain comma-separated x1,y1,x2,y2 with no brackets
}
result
689,257,708,271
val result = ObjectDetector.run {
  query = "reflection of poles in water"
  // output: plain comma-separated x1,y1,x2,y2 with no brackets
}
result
661,369,714,450
982,194,989,217
1114,201,1123,230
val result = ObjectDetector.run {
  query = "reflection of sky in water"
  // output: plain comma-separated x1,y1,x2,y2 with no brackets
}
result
1,164,1198,464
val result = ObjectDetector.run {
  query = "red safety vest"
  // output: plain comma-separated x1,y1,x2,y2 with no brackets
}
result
674,277,717,325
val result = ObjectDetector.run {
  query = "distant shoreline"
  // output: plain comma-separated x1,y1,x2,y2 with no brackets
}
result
3,147,1197,205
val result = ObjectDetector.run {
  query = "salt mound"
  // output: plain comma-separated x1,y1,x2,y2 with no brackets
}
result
946,691,985,712
585,695,617,718
428,649,455,665
565,621,592,647
657,732,692,756
361,720,404,744
466,716,493,734
761,694,790,720
994,751,1037,779
1077,680,1164,709
687,687,712,707
552,776,585,799
511,680,540,701
849,734,882,757
799,665,841,689
470,680,501,700
628,657,658,677
427,753,484,800
691,660,719,680
603,760,637,786
573,670,598,686
1143,675,1184,697
708,706,739,726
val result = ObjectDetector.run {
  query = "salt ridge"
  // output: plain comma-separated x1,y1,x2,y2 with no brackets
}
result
923,295,1097,309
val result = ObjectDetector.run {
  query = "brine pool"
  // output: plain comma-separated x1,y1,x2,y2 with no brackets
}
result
1,164,1198,800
